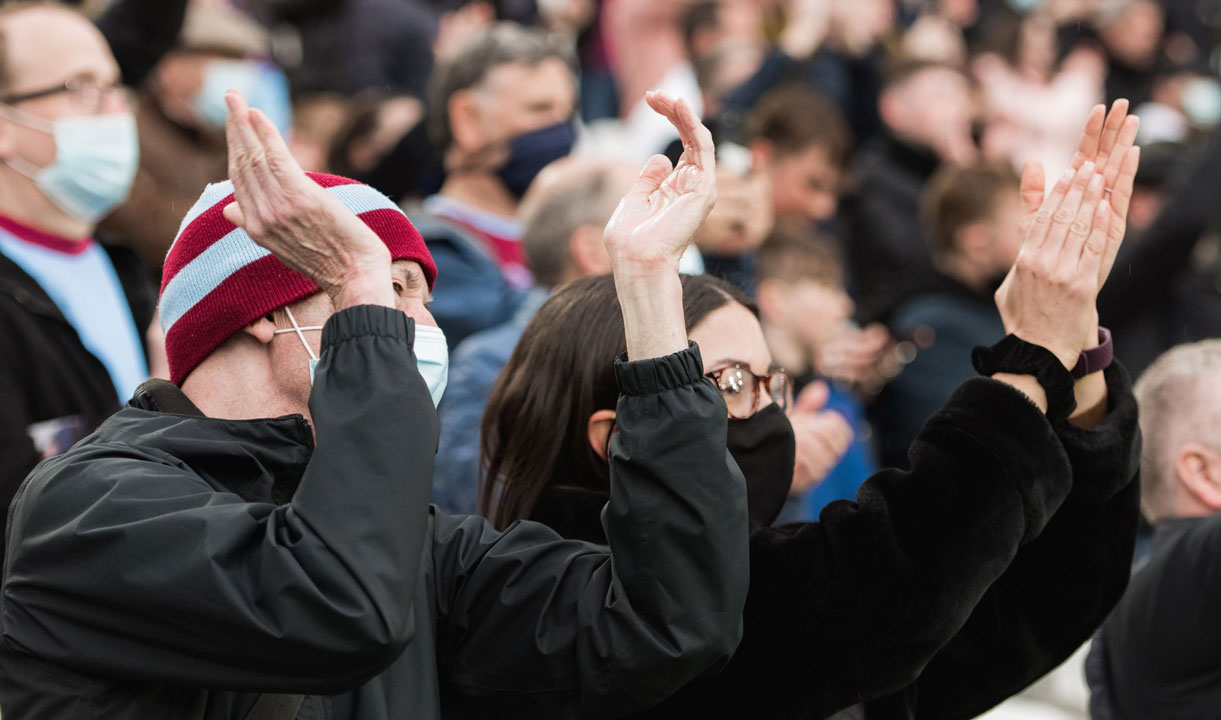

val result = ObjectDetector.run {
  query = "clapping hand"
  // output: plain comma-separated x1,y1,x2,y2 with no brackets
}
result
994,101,1140,369
222,91,393,310
603,92,717,276
789,382,853,496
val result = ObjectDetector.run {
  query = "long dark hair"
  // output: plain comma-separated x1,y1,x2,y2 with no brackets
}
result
480,273,756,529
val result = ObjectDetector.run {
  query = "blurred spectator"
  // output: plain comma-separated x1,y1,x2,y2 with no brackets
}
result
1098,128,1221,377
326,91,442,203
415,22,577,345
0,2,153,562
249,0,439,98
1088,339,1221,720
1095,0,1166,108
287,91,349,172
432,157,635,514
874,162,1018,468
747,84,852,227
848,58,976,322
753,225,877,521
100,0,290,273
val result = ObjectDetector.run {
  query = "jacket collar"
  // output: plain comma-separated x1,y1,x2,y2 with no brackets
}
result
116,379,314,504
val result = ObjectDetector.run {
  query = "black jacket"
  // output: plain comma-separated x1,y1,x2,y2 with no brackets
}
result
1087,514,1221,720
846,135,943,323
533,364,1141,719
0,245,153,563
0,307,749,719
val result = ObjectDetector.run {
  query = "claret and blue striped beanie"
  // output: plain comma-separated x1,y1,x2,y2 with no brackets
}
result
159,172,436,386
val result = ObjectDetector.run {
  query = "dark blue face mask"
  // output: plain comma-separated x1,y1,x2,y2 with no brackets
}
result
496,121,576,198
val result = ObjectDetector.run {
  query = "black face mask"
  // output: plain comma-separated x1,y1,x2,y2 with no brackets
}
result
727,403,797,527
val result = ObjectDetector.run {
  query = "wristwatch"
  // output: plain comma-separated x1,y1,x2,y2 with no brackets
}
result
1071,327,1113,379
972,335,1078,419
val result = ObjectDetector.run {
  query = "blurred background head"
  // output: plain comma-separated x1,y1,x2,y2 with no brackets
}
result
428,22,577,184
922,162,1022,290
518,156,636,289
746,85,851,225
879,59,976,163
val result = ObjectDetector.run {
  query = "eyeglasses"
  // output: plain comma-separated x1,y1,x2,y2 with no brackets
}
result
705,364,793,419
0,76,129,114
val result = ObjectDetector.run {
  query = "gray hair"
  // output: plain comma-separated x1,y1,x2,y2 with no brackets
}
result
1135,339,1221,521
426,22,577,150
521,162,627,289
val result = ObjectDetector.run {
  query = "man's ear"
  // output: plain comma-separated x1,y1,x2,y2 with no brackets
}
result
448,90,486,154
748,138,775,174
587,409,618,462
755,277,787,323
1176,443,1221,513
568,224,612,279
243,312,278,346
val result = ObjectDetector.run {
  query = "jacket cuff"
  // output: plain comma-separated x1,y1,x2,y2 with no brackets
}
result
614,343,705,396
321,305,414,351
933,376,1070,542
1051,362,1140,504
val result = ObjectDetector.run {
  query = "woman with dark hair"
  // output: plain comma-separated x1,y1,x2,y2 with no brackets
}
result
478,104,1144,718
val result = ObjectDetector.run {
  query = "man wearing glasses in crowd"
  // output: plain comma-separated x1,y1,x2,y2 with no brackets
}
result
0,0,154,562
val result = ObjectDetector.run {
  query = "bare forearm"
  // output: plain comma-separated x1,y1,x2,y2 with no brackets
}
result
615,272,688,361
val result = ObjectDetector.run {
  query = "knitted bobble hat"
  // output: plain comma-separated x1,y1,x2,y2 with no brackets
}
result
158,172,436,386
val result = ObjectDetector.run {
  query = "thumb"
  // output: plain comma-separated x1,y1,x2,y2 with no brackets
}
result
629,154,674,198
1019,161,1045,235
794,380,830,415
222,202,245,228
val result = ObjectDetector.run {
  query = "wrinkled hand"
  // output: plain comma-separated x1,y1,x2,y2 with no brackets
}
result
604,92,717,276
222,91,392,310
995,104,1140,367
789,381,853,495
695,169,773,256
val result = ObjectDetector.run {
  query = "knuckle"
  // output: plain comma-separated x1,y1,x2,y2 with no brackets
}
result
1069,220,1091,236
1034,210,1053,226
1052,209,1075,224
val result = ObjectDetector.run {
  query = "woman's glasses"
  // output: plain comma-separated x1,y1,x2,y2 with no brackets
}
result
705,364,793,419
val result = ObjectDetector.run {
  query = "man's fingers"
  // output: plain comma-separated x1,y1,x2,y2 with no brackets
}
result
794,380,830,415
249,108,307,182
221,202,244,228
1080,197,1111,280
225,91,274,211
1063,172,1104,263
1043,162,1095,255
1018,161,1045,235
1070,104,1106,169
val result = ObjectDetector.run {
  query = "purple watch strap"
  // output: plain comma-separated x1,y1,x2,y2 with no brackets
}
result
1071,327,1113,379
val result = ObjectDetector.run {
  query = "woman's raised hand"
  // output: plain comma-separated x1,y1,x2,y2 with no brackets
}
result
604,92,719,361
603,91,717,276
995,101,1140,369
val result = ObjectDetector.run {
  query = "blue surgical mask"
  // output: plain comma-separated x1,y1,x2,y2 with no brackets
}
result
413,324,449,407
195,60,292,137
1,110,139,223
496,121,576,198
277,307,450,407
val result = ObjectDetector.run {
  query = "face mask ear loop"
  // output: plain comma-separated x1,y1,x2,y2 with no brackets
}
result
0,103,53,179
283,306,319,362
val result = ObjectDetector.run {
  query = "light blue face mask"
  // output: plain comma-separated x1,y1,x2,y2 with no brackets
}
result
1,109,139,223
277,307,450,407
412,324,450,408
195,60,292,137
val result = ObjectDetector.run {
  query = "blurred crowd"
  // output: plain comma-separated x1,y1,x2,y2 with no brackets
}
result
4,0,1221,718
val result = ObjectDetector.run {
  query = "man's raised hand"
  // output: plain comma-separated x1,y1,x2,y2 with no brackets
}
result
222,91,394,310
